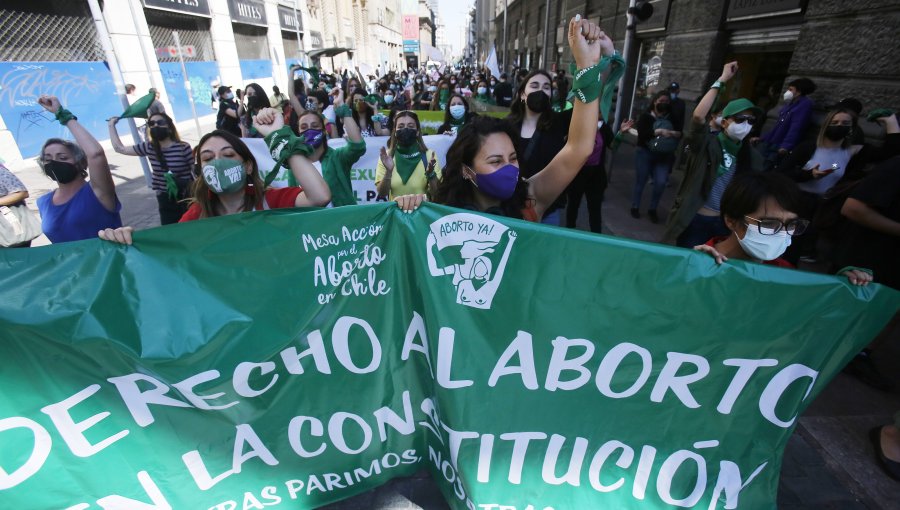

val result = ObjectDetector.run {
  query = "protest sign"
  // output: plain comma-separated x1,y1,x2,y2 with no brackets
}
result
1,203,897,510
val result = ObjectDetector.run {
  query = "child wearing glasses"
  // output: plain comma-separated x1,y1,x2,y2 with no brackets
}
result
692,172,871,286
663,62,766,248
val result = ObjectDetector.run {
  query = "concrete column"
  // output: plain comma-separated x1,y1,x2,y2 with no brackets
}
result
102,0,171,112
209,0,243,87
264,0,288,92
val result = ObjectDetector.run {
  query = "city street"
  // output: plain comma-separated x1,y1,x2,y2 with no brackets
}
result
9,130,899,509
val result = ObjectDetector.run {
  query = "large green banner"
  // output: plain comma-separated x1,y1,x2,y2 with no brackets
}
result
1,204,897,510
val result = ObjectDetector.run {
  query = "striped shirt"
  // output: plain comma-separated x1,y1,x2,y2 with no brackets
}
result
132,142,194,193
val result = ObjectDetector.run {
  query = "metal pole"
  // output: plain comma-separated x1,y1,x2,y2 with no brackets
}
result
86,0,153,187
502,0,507,73
542,0,551,68
613,0,637,132
172,31,203,138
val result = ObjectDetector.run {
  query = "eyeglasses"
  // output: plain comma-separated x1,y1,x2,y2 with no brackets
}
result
731,115,756,125
744,215,809,236
147,120,167,127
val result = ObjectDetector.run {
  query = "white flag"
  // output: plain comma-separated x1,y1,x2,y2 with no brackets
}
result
485,46,501,79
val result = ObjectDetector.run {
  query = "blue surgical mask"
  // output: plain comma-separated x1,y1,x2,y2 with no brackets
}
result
449,105,466,120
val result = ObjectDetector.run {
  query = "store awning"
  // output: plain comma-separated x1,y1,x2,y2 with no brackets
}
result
307,47,355,59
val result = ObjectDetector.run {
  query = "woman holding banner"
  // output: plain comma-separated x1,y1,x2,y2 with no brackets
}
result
98,109,331,244
397,15,624,223
375,111,440,201
35,95,123,243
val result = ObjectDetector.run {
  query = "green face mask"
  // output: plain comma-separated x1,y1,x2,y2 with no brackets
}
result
202,158,247,194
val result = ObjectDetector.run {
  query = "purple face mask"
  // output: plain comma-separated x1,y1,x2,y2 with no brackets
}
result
474,164,519,200
299,129,325,149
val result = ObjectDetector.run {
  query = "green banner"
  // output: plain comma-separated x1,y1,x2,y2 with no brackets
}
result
1,204,897,510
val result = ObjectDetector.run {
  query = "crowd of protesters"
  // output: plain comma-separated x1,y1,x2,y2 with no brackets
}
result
3,14,899,485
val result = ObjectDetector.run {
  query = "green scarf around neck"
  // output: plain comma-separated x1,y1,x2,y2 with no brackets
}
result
394,143,422,185
716,132,742,176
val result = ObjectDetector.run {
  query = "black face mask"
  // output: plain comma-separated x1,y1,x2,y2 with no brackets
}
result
656,102,671,114
396,127,418,147
526,90,550,113
247,95,263,109
150,126,170,140
824,125,851,141
45,160,80,184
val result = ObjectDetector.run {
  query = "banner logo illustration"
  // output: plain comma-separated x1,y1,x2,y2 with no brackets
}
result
427,213,517,309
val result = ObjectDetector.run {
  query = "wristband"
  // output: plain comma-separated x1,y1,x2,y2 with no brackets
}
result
571,64,602,104
710,81,724,90
263,126,314,187
334,104,352,118
55,108,77,126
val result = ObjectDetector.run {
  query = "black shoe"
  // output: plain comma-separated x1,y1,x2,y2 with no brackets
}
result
648,210,659,224
630,208,640,219
843,351,894,392
869,427,900,482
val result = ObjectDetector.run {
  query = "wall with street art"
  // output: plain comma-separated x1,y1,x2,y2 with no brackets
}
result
158,61,220,126
0,62,118,158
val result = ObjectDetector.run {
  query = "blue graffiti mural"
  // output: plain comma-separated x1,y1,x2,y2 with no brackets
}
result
0,62,119,158
158,61,220,125
239,59,274,80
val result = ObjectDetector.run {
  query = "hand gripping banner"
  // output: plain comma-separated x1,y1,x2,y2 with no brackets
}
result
1,203,897,510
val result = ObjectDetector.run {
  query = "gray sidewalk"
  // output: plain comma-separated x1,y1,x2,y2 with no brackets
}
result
9,132,900,509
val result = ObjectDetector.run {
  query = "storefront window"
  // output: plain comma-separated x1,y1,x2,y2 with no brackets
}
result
630,38,665,117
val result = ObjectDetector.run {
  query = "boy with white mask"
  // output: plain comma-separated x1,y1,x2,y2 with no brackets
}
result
663,61,766,247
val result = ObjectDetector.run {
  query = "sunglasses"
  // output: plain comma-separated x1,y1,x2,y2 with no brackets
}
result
147,120,168,127
744,215,809,236
730,115,756,125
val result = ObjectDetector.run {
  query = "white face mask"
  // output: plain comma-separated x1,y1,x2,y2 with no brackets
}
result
783,90,794,102
737,225,791,261
384,95,395,104
477,87,487,95
714,116,724,128
428,86,437,92
725,121,753,142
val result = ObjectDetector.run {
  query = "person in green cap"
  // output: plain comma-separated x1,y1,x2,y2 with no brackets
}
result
662,61,764,247
375,111,440,200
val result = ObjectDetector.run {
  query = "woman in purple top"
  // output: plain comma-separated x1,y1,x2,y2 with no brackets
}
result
35,95,122,243
752,77,816,171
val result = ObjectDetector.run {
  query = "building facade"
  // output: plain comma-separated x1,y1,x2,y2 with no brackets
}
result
491,0,900,131
0,0,438,162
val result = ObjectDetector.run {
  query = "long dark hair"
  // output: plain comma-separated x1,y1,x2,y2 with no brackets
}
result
507,70,554,131
242,83,271,127
646,90,670,115
439,94,472,132
433,116,530,219
190,130,265,218
148,112,183,173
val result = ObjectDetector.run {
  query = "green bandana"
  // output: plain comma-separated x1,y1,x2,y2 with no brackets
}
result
393,143,422,185
439,89,450,103
716,132,742,177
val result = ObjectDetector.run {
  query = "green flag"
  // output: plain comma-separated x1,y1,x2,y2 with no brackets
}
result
1,203,897,509
119,89,157,119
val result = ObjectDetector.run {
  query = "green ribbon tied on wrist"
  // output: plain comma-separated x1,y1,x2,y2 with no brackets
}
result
263,126,314,187
333,104,353,118
55,108,77,126
569,53,626,120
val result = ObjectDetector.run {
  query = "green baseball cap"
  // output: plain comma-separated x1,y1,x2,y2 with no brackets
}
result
721,98,763,119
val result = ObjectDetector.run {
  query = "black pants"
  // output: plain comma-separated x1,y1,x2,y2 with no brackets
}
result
156,183,191,225
566,163,607,233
